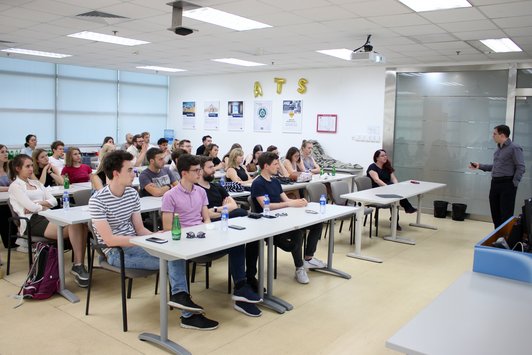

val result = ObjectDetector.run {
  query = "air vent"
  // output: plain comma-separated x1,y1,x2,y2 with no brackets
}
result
76,11,128,19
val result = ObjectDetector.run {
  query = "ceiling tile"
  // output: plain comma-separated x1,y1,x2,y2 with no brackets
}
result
439,20,498,32
369,13,430,27
419,7,487,24
478,1,532,18
392,24,446,36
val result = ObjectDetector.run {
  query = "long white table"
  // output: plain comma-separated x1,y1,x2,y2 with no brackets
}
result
0,182,93,205
131,202,358,354
386,272,532,355
281,172,356,193
39,196,163,303
341,180,446,263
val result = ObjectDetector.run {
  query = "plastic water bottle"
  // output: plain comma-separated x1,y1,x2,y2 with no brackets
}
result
62,191,70,210
319,194,326,214
263,194,270,216
171,213,181,240
220,175,226,187
221,206,229,232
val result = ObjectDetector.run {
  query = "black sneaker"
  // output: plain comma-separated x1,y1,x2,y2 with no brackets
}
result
180,314,219,330
71,264,89,281
232,284,262,303
234,301,262,317
168,292,204,313
73,274,89,288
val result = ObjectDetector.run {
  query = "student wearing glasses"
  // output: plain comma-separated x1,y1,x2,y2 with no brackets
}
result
161,154,262,326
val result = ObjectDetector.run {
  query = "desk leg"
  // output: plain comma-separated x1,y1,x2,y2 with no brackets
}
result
151,211,158,232
383,203,415,245
347,204,383,263
260,237,292,313
56,225,80,303
138,258,191,355
409,194,437,230
314,219,351,278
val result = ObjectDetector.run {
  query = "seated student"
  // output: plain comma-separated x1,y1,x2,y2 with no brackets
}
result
99,137,116,163
9,154,88,286
283,146,305,176
204,143,224,171
195,135,212,155
49,140,65,171
266,145,289,177
161,154,262,321
141,131,157,149
171,139,181,153
244,144,263,173
247,152,325,288
127,134,149,167
91,154,109,192
21,134,37,157
169,148,187,182
139,148,177,197
61,147,92,183
367,149,417,230
32,149,63,187
120,133,133,151
300,140,321,174
157,138,172,164
196,156,247,220
89,151,215,329
0,144,13,248
222,143,242,167
225,148,252,186
178,139,192,154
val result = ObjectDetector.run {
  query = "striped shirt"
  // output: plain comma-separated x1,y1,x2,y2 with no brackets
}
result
89,185,140,254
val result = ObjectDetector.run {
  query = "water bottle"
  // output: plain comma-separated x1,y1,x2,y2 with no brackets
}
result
221,205,229,232
219,175,226,187
319,194,326,214
62,191,70,210
171,213,181,240
263,194,270,216
63,174,70,189
331,165,336,176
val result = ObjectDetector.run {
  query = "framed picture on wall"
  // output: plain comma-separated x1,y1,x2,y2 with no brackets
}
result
316,114,337,133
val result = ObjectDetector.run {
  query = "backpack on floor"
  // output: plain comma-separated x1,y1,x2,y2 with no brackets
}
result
18,242,60,300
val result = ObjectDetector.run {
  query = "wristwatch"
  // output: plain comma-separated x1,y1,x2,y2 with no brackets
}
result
214,207,218,213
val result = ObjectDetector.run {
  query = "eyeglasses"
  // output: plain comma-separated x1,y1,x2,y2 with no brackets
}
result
274,212,288,217
188,168,202,174
186,231,206,239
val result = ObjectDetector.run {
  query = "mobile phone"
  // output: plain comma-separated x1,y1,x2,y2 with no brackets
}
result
305,209,318,214
470,162,476,167
410,180,420,184
262,215,277,219
146,237,168,244
229,225,246,230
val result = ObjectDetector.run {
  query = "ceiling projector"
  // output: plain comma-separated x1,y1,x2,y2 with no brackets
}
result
350,51,385,63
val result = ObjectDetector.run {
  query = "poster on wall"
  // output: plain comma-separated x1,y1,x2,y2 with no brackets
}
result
253,101,272,132
227,100,244,131
316,114,337,133
203,101,220,130
182,101,196,130
282,100,303,133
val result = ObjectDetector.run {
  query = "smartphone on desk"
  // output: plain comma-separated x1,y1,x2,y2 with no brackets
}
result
146,236,168,244
262,215,277,219
229,225,246,230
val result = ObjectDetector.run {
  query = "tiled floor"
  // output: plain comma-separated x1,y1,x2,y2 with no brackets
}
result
0,211,491,354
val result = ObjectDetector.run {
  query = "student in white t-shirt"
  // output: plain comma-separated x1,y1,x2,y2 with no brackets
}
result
48,140,65,171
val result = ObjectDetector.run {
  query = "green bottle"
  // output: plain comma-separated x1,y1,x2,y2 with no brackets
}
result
320,167,324,176
63,174,70,189
332,165,336,176
8,150,13,160
171,213,181,240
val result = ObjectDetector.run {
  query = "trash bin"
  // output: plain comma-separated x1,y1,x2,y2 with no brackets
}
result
433,200,449,218
452,203,467,221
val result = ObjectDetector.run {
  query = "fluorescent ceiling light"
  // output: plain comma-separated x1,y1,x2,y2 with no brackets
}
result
316,49,353,61
1,48,71,58
398,0,471,12
212,58,266,67
67,31,149,46
184,7,271,31
136,66,186,73
480,38,522,53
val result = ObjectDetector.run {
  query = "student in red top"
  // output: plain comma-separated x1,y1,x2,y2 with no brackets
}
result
61,147,92,183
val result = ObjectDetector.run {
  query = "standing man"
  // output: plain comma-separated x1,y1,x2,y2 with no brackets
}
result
127,134,148,167
161,154,262,318
470,124,525,228
139,148,177,197
300,140,320,174
120,133,133,151
49,140,65,171
89,151,214,330
196,135,212,155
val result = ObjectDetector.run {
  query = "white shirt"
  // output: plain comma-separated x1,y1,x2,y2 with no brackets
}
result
48,156,65,171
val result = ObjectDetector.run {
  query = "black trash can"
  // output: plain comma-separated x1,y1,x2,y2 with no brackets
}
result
452,203,467,221
433,200,449,218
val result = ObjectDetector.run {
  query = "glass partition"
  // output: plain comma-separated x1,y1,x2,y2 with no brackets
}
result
513,96,532,211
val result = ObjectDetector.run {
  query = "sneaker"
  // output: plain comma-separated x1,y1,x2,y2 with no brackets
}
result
168,292,204,313
16,245,29,253
303,257,327,269
405,207,418,214
71,264,89,281
180,314,219,330
295,267,309,284
396,224,402,231
232,284,262,303
73,274,89,288
234,301,262,317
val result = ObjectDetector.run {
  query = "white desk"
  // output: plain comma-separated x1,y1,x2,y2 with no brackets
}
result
39,196,162,303
130,202,358,355
281,173,355,193
341,180,445,263
386,272,532,355
0,182,93,205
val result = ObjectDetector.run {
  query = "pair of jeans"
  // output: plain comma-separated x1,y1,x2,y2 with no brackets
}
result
304,223,323,258
203,244,247,288
107,246,193,318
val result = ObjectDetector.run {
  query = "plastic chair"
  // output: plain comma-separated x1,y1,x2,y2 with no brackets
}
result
305,182,330,240
354,176,388,237
72,189,92,207
85,223,159,332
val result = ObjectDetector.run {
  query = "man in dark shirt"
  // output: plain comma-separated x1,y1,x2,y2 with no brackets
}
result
196,135,212,155
470,124,526,228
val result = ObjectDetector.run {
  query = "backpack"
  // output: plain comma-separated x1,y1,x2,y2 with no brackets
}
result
18,242,60,300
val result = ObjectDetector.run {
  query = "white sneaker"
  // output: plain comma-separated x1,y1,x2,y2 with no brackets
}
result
295,267,309,284
303,257,327,269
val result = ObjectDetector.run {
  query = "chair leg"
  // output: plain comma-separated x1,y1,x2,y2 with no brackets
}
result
185,261,190,292
227,261,231,294
119,252,128,332
6,227,13,275
339,220,344,234
375,208,379,237
274,246,278,280
205,262,211,289
155,272,159,295
127,278,133,299
191,262,197,283
369,212,373,238
85,246,96,316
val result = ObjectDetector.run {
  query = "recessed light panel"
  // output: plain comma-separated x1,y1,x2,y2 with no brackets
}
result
184,7,271,31
1,48,71,58
68,31,149,46
398,0,472,12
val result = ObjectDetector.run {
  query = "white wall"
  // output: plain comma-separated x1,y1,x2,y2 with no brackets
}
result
168,66,386,170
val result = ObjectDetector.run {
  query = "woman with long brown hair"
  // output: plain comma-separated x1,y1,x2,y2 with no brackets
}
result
61,147,92,183
32,148,63,187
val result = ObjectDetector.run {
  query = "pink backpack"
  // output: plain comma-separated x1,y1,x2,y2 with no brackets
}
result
19,242,60,300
